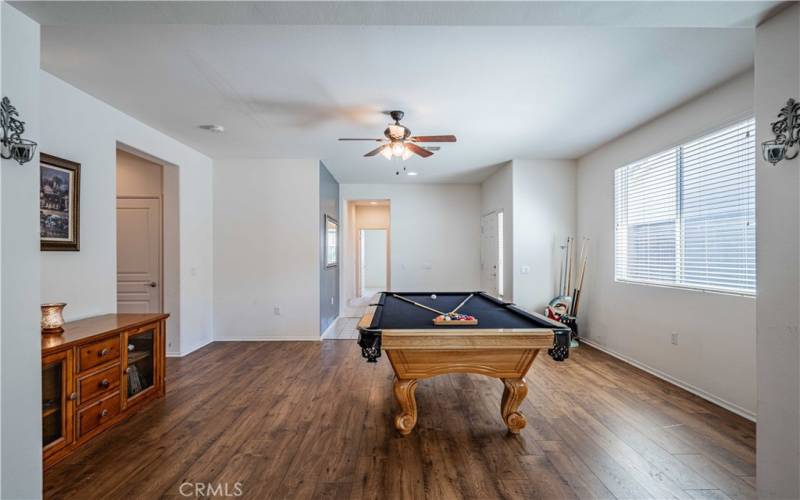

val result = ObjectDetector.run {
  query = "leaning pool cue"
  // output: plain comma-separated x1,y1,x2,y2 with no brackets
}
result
558,241,567,296
572,239,589,316
448,293,474,315
565,236,574,297
391,294,446,315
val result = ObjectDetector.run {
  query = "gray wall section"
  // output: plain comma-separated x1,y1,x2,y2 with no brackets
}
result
320,162,340,334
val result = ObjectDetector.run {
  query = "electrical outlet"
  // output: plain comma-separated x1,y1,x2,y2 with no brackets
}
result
671,332,679,346
274,306,281,316
521,266,531,274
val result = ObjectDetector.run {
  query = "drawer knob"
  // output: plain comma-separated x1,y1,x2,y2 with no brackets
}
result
99,348,110,357
100,379,110,388
100,409,109,418
69,392,77,401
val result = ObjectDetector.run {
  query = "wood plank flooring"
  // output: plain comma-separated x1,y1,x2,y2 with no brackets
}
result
44,340,756,499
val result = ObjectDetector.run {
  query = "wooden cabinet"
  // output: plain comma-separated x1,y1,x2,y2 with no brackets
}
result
42,313,168,469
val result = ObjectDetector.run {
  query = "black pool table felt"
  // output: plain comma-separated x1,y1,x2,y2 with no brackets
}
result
368,292,558,330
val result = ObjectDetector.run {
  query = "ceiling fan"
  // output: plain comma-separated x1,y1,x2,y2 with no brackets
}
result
338,110,456,159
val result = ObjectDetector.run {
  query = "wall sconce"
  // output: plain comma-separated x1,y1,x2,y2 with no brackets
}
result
1,96,37,165
762,98,799,166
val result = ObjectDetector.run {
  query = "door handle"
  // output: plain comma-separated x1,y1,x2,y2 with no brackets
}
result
146,282,157,288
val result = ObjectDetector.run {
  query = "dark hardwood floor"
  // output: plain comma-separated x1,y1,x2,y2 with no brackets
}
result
44,340,756,499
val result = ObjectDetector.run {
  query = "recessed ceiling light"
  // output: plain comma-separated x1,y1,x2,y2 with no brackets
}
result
407,172,418,176
370,201,378,205
198,124,225,133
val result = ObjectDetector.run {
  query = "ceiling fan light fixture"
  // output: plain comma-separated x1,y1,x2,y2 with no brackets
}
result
339,110,455,160
391,141,405,157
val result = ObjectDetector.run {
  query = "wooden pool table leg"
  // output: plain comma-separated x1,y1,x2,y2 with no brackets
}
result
501,378,528,434
393,378,418,435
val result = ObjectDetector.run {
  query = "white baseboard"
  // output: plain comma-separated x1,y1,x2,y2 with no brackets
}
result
580,338,756,422
214,337,321,342
166,337,214,358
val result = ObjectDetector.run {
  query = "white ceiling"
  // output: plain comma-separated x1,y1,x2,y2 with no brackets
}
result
18,2,770,183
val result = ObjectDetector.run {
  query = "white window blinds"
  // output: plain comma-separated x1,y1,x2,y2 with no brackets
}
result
615,118,755,295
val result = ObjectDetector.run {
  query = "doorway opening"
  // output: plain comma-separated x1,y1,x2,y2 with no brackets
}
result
360,228,388,297
115,146,180,354
116,148,165,314
481,210,504,298
345,200,390,312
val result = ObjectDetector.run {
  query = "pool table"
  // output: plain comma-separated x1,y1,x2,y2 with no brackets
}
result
357,292,571,435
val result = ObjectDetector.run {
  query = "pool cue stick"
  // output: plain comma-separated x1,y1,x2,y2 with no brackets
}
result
577,240,588,290
569,240,581,316
391,294,446,315
558,241,567,296
566,237,574,298
448,293,474,315
572,240,589,315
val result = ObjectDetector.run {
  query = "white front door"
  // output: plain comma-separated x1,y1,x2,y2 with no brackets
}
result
117,197,162,313
481,211,500,297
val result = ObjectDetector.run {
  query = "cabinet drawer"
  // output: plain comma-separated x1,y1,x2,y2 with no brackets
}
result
78,364,120,405
78,392,120,436
78,336,120,372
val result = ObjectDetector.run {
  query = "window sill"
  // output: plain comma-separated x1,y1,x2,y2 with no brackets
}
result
614,279,755,299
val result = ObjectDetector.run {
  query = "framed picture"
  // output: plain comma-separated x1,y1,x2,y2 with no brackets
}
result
40,153,80,251
325,215,338,268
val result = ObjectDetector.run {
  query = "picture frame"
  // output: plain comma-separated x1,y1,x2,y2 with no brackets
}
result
40,153,80,251
325,214,338,268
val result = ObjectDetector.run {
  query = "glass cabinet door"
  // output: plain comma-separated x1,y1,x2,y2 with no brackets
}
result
42,350,74,455
125,328,155,404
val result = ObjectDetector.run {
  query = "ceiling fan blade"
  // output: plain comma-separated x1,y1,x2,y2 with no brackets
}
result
364,145,387,157
339,138,383,141
411,135,457,143
405,142,433,158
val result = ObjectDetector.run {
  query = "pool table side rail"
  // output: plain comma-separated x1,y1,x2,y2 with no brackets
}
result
380,329,556,350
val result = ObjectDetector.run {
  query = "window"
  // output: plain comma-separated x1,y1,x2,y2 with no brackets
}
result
615,118,755,295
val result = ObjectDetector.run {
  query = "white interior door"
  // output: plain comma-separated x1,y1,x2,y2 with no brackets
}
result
481,212,500,297
361,229,387,295
117,197,162,313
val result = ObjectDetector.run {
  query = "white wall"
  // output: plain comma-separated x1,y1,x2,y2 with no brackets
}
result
512,159,576,312
480,160,576,310
214,159,320,340
576,71,756,418
340,184,481,315
754,6,800,498
0,5,42,498
480,162,514,300
39,72,214,356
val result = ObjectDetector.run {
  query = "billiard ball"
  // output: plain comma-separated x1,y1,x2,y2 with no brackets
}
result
431,294,437,299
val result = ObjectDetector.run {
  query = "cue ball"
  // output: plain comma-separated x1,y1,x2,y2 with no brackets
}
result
431,294,437,299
